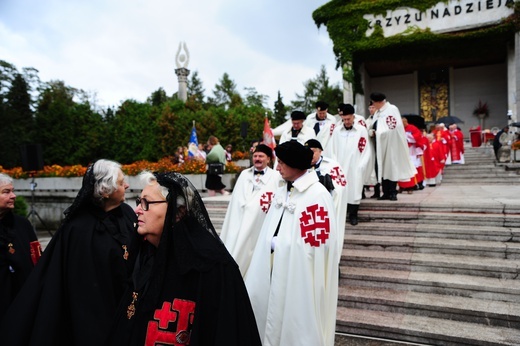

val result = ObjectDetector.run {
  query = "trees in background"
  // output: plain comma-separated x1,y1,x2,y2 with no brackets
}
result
0,60,341,168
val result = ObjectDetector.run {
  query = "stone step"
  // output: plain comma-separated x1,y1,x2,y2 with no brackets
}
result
349,222,518,241
357,210,520,227
344,234,520,259
338,286,520,328
336,307,520,346
339,266,520,303
341,249,520,278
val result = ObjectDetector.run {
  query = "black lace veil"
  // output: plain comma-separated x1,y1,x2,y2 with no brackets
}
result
62,161,96,224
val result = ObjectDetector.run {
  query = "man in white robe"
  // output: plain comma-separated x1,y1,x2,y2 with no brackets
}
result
326,105,372,227
305,139,347,252
279,110,316,145
369,92,416,201
245,141,339,346
220,144,281,277
304,101,337,137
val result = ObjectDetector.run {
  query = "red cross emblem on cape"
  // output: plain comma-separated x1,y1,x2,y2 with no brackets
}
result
358,119,367,128
358,137,367,153
386,115,397,129
259,191,274,213
145,299,195,346
299,204,330,247
329,166,347,187
329,123,336,136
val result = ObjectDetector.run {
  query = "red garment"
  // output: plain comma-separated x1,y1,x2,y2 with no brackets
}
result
433,129,451,160
423,140,444,179
449,129,464,161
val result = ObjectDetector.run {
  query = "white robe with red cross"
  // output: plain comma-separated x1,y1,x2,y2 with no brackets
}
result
244,171,339,346
220,167,282,277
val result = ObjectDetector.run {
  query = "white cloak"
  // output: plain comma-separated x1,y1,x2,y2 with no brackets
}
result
326,121,372,206
310,156,348,256
304,112,337,137
373,102,417,182
278,124,316,145
220,167,282,277
245,171,339,346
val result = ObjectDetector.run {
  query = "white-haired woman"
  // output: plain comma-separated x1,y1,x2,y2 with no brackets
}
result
105,171,261,346
0,173,40,322
1,159,138,346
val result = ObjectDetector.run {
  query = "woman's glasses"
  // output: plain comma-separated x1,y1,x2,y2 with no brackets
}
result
135,197,167,211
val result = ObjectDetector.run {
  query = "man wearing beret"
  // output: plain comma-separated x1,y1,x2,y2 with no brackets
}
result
245,141,339,346
220,144,281,277
279,110,316,145
369,92,416,201
327,104,372,226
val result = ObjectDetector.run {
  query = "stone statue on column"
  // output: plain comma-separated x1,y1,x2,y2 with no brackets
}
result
175,42,190,102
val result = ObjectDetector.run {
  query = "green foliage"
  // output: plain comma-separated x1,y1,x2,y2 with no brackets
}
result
273,91,288,128
313,0,520,96
209,73,242,108
14,195,28,217
291,65,343,114
0,73,34,168
187,71,206,106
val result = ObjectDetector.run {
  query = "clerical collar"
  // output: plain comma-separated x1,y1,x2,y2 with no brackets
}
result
344,125,353,131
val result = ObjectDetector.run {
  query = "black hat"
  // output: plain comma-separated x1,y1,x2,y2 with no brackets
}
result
370,92,386,102
290,110,306,120
304,139,323,151
253,144,273,159
339,103,355,116
315,101,328,111
275,141,313,170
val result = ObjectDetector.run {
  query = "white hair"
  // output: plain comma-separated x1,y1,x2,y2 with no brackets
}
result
0,173,13,186
92,159,122,200
138,171,186,206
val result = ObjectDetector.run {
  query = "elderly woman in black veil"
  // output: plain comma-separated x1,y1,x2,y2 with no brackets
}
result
105,171,261,346
0,159,138,346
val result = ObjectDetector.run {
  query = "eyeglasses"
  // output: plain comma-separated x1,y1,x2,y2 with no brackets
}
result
135,197,167,211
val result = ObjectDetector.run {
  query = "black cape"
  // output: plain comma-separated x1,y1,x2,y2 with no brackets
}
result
0,212,37,320
0,202,138,346
105,214,261,346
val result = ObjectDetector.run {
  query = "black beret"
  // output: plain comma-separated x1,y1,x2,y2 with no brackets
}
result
290,111,306,120
315,101,329,111
275,141,313,170
339,103,355,116
305,139,323,151
253,144,273,159
370,92,386,102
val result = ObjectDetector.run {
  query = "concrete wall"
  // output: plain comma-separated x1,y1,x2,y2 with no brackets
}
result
14,174,238,230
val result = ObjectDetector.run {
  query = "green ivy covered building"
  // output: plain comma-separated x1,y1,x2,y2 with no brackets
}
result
313,0,520,133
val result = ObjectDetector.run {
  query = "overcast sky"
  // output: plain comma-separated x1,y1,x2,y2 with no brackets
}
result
0,0,342,109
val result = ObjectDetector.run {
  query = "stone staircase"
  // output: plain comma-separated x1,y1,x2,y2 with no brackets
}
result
440,145,519,185
203,144,520,346
337,145,520,345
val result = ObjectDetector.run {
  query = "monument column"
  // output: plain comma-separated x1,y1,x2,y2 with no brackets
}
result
175,42,190,102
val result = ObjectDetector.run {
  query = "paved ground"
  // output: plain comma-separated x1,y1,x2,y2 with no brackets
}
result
335,333,423,345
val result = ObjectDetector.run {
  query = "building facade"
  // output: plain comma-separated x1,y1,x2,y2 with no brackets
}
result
314,0,520,133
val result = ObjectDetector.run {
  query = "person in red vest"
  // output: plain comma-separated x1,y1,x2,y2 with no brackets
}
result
448,123,465,164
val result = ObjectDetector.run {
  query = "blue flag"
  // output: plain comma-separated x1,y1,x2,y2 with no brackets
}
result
188,122,198,157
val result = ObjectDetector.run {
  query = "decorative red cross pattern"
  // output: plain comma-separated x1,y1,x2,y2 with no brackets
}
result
386,115,397,129
260,191,274,213
299,204,330,247
145,299,196,346
358,119,366,128
329,166,347,187
329,123,336,136
358,137,367,153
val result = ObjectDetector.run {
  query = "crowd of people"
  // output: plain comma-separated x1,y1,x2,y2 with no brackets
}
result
1,92,470,346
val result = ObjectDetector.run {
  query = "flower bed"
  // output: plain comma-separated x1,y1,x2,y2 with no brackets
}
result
0,157,244,179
